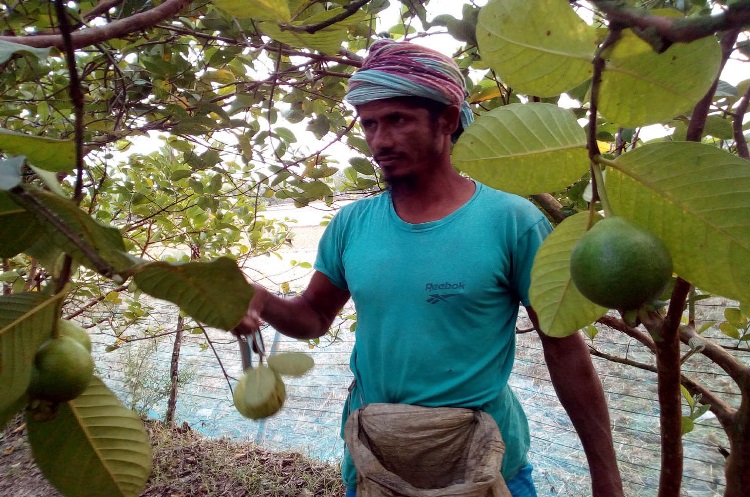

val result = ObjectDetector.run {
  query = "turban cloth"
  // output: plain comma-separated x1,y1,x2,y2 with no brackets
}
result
345,39,474,132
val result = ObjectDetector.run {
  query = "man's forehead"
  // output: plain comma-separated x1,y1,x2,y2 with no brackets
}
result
357,99,429,117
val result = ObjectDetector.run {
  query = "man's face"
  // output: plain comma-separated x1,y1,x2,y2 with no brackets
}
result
357,98,449,184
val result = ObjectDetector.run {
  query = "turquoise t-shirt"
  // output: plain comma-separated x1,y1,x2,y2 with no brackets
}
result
314,181,552,487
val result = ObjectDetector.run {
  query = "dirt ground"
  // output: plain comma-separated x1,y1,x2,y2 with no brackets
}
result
1,414,345,497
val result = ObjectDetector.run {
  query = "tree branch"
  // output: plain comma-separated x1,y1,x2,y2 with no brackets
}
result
590,0,750,53
0,0,191,49
734,85,750,160
597,314,657,353
531,194,567,223
679,325,750,389
685,29,740,142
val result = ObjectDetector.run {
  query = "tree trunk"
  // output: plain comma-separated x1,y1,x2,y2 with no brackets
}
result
165,315,184,425
655,329,684,497
725,393,750,496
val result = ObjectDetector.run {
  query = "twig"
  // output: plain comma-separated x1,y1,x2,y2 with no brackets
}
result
279,0,372,34
196,323,236,392
54,0,85,202
587,28,621,218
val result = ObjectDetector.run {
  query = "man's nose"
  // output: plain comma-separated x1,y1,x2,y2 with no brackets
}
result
370,126,394,151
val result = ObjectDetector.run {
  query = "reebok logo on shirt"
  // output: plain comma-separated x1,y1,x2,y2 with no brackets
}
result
427,293,460,304
425,282,465,304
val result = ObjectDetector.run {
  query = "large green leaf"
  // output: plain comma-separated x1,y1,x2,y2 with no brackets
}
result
530,212,607,336
476,0,596,97
26,377,152,497
132,256,254,330
9,186,134,274
0,129,75,172
0,39,50,64
258,8,367,54
598,28,722,127
608,142,750,305
0,292,63,413
453,103,589,195
0,190,41,257
212,0,291,21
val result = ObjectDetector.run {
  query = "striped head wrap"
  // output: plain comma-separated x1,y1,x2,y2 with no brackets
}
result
345,39,474,132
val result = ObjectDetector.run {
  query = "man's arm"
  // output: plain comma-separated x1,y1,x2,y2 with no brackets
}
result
234,271,351,340
526,306,625,497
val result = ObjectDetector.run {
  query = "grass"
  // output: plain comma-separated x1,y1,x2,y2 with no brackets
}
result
1,414,346,497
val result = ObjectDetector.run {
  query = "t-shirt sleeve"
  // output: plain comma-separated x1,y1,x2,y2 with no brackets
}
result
512,215,553,307
314,210,349,290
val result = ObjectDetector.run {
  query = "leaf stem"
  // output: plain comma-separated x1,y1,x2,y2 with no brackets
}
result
591,162,614,217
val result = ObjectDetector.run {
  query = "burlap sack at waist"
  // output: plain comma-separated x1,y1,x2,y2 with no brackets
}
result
344,403,511,497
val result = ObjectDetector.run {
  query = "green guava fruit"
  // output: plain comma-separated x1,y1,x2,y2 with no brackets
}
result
27,336,94,403
233,365,286,420
58,319,92,352
570,216,673,310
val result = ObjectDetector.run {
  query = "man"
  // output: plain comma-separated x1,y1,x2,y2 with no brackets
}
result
235,40,624,497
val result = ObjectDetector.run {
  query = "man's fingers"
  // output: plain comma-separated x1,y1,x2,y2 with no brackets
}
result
232,310,262,336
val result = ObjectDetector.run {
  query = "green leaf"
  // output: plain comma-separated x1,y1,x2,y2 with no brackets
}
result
0,191,40,258
349,157,375,175
132,257,254,330
697,321,715,334
212,0,291,21
529,212,608,336
258,8,367,54
0,129,75,172
476,0,596,97
0,39,50,64
453,103,589,195
609,142,750,305
267,352,315,377
29,164,66,196
0,155,24,190
680,384,694,409
724,308,744,328
703,115,734,140
681,416,694,435
719,322,741,339
10,186,133,273
0,292,64,413
584,324,599,341
693,403,711,420
26,377,152,497
598,28,722,127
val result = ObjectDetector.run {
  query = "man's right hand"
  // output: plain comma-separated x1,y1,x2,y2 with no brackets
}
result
232,284,269,337
231,272,351,341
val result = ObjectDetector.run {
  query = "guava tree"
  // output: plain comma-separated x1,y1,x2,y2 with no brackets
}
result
0,0,748,496
450,1,749,496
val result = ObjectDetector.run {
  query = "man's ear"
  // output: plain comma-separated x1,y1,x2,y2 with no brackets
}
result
439,105,461,136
